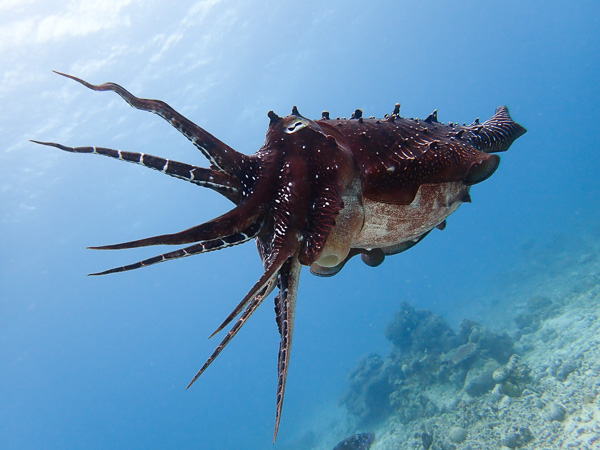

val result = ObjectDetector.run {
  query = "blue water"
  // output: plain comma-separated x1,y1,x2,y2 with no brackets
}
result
1,1,598,448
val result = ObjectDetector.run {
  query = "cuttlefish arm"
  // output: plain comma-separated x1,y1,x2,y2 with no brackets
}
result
272,253,301,443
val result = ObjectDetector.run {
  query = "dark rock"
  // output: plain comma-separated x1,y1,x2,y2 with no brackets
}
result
457,319,514,364
502,426,534,448
385,302,457,355
514,312,534,329
464,360,499,397
448,426,467,444
515,296,559,332
527,295,552,310
556,359,579,381
333,432,375,450
389,390,438,425
341,354,394,425
502,381,522,398
548,403,567,422
421,431,433,449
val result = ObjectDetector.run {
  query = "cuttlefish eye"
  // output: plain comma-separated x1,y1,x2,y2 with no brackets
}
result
283,117,308,134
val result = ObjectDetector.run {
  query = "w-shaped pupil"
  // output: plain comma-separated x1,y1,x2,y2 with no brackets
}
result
287,121,303,132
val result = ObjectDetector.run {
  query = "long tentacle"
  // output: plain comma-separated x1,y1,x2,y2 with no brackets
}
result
273,254,301,443
88,222,260,276
186,277,276,390
186,234,300,391
31,140,241,203
53,71,248,175
208,233,299,338
88,200,262,250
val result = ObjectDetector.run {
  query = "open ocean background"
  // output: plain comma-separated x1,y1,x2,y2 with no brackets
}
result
1,1,598,448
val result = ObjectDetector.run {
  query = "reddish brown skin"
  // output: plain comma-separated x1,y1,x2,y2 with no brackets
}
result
32,72,526,442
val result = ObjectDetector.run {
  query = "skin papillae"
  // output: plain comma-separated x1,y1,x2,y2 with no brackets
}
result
32,71,526,442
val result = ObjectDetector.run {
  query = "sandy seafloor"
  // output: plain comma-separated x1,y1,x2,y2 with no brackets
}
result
290,225,600,450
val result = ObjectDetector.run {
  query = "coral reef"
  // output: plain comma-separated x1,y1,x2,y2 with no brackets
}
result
342,302,517,429
384,302,457,355
341,354,395,425
338,232,600,449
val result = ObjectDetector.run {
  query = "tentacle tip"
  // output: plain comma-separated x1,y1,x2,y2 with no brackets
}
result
52,71,90,88
30,140,72,152
87,244,124,250
52,70,76,80
186,376,199,390
52,71,79,83
30,139,50,146
88,268,114,276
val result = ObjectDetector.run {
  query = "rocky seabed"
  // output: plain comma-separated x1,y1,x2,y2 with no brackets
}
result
345,237,600,449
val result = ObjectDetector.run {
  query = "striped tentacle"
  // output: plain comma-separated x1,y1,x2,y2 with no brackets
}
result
186,278,277,390
88,199,263,250
31,140,241,203
186,236,299,390
53,71,248,176
272,255,301,443
89,222,261,276
208,232,300,338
